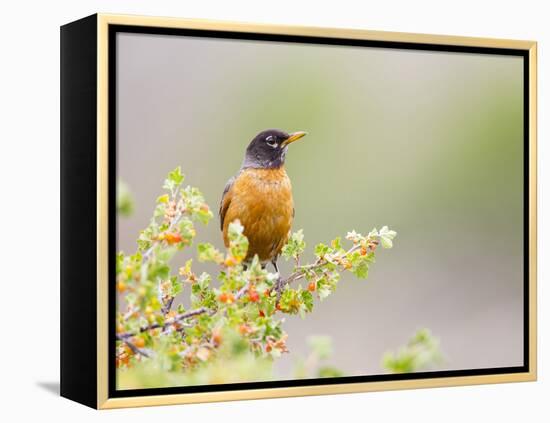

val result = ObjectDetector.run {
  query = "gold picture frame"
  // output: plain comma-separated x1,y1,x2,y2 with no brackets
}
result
60,13,537,409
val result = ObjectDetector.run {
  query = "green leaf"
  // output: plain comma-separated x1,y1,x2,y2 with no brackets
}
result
352,257,370,279
117,180,135,217
314,243,330,258
228,220,249,261
308,336,333,360
156,194,169,204
153,203,166,218
382,329,442,373
318,285,332,300
318,366,344,378
195,206,213,225
282,229,306,260
163,179,175,192
197,243,224,264
156,246,177,263
379,226,397,249
170,277,183,296
168,167,184,186
315,271,340,300
345,230,362,243
196,272,212,290
300,290,314,313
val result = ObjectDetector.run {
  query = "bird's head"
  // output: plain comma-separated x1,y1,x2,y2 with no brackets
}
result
241,129,307,169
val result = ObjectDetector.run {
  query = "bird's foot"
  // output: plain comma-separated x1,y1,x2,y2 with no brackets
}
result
270,260,285,303
274,276,286,302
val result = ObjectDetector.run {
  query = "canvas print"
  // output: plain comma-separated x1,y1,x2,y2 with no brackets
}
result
114,31,525,391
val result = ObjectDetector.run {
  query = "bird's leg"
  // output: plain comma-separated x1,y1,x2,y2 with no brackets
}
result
272,259,285,301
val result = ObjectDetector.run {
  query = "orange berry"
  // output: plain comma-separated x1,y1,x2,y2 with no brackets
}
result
212,328,222,346
308,282,316,292
239,324,251,336
258,310,266,317
117,281,127,293
218,292,235,304
118,353,130,366
164,232,182,245
132,337,145,348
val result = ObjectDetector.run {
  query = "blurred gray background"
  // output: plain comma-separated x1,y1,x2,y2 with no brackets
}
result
116,32,524,378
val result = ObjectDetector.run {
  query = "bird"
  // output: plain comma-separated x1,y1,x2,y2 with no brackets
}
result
219,129,307,275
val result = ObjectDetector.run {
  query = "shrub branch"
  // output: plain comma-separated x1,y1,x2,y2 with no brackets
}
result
115,166,397,374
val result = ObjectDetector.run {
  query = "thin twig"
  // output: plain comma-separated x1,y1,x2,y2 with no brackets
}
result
142,197,186,263
116,334,152,358
235,284,250,300
278,242,367,289
161,296,174,315
119,237,377,346
235,242,367,302
118,306,210,339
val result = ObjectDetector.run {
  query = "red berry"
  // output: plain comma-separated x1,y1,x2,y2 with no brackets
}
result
248,288,260,302
164,232,182,245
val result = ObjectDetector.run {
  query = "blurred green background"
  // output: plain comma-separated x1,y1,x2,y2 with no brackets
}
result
116,32,524,378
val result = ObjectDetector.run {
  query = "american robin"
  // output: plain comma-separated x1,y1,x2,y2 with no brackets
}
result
219,129,307,274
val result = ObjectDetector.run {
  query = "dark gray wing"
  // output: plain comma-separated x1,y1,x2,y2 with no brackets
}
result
219,175,236,231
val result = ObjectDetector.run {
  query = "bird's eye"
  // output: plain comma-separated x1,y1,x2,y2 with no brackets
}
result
266,136,278,148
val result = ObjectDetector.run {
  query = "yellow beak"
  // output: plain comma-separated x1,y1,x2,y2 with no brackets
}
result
281,131,307,147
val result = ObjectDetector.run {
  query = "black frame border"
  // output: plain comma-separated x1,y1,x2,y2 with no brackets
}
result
107,24,530,399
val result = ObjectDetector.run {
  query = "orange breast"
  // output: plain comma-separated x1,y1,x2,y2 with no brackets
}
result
223,167,294,263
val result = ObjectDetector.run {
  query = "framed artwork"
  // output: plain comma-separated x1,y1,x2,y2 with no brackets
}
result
60,14,537,409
